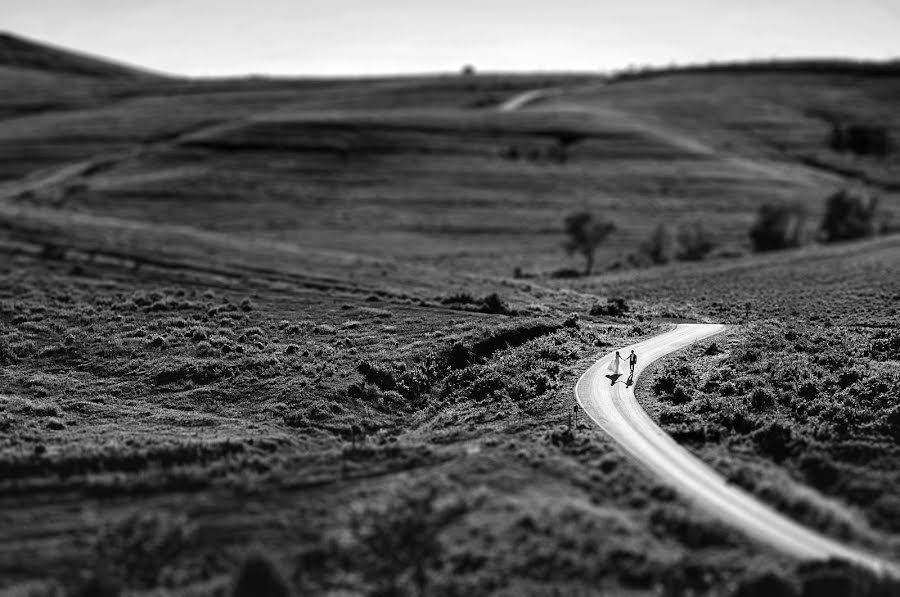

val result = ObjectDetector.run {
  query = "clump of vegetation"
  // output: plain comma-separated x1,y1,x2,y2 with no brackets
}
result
820,189,880,242
231,551,293,597
732,568,797,597
563,212,616,275
349,484,470,597
870,329,900,360
828,122,893,157
590,297,630,317
796,559,900,597
749,203,806,251
440,292,512,315
549,130,586,164
91,511,197,589
642,221,717,263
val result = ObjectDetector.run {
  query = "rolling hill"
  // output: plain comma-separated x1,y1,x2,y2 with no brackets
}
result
0,34,898,596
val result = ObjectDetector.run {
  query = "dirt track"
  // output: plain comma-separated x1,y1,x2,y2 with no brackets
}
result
575,323,898,576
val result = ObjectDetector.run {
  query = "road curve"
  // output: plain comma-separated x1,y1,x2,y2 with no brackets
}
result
497,88,561,112
575,323,897,576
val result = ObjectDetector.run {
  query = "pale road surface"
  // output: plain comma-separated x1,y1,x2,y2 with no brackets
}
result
575,323,898,576
497,88,561,112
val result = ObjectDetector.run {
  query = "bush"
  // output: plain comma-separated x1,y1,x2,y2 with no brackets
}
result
829,123,892,157
821,189,879,242
351,485,469,596
750,203,806,251
480,293,510,315
749,388,774,412
231,551,293,597
871,330,900,359
92,511,196,589
754,421,792,462
0,336,18,365
643,223,679,264
441,292,512,315
590,297,629,317
733,570,799,597
676,221,716,261
654,375,692,404
643,221,716,263
797,558,900,597
653,375,677,395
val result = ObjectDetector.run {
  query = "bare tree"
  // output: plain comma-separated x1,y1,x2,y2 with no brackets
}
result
563,212,616,275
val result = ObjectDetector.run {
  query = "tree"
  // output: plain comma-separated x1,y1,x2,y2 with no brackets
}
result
821,189,879,242
563,212,615,275
642,221,716,264
676,221,716,260
749,203,806,252
642,223,679,264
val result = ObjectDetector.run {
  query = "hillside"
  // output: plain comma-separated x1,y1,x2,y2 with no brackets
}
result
0,37,899,596
0,31,152,79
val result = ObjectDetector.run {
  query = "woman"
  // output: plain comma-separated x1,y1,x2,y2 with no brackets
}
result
606,350,625,385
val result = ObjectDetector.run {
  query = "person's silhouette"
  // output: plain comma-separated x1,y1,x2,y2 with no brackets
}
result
629,350,637,375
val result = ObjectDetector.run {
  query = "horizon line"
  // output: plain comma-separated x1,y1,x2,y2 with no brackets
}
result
3,29,899,81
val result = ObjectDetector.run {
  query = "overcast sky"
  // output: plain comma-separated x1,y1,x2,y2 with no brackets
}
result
5,0,900,76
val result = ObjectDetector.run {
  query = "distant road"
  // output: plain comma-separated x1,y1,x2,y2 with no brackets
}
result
575,324,897,576
497,88,561,112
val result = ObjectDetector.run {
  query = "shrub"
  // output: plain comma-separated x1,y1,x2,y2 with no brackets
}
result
829,123,892,157
0,336,18,365
441,292,512,315
350,485,469,596
590,297,629,317
870,330,900,359
797,558,900,597
749,388,774,412
733,570,799,597
642,221,716,263
92,511,196,589
480,293,510,315
654,375,692,404
754,421,792,462
231,551,293,597
653,375,677,395
676,221,716,261
821,189,879,242
563,212,616,275
750,203,806,251
799,452,838,490
642,223,679,264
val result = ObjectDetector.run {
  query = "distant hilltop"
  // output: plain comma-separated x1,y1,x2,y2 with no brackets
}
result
608,57,900,82
0,31,159,79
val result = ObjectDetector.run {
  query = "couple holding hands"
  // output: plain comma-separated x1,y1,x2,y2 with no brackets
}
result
606,349,637,386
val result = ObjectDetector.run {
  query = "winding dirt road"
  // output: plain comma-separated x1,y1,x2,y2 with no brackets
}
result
575,323,897,576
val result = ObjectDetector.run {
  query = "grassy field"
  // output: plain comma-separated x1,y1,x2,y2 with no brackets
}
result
1,33,899,595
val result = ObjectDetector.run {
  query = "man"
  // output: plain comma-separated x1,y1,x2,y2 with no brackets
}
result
626,350,637,387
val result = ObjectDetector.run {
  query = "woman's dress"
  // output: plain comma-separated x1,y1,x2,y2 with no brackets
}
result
607,356,624,376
